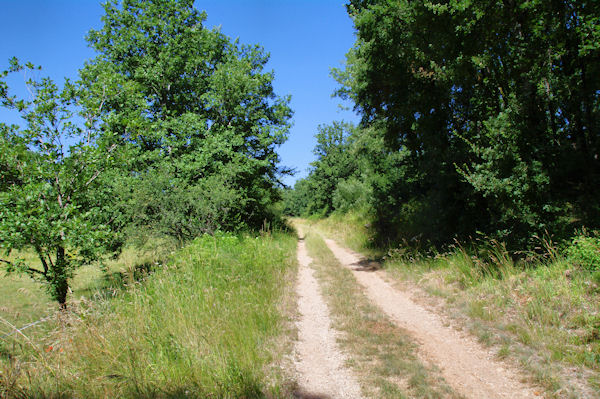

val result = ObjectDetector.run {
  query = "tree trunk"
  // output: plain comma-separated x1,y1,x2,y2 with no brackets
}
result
53,246,69,310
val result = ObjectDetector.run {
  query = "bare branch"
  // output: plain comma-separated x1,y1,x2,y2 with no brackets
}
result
26,267,46,276
85,169,102,187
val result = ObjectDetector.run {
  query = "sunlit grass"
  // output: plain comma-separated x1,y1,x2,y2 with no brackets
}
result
316,213,600,397
0,240,174,337
386,254,600,365
385,253,600,396
300,211,383,258
1,232,297,398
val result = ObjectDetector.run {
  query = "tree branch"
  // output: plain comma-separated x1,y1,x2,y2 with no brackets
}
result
0,259,13,266
0,259,46,276
85,169,102,187
26,267,46,276
83,143,118,188
34,245,49,275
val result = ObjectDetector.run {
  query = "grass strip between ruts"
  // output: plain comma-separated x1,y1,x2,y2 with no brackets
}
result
302,225,459,399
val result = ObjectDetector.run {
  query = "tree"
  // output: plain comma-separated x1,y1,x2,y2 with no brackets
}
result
336,0,600,248
282,180,312,217
307,122,358,215
287,121,359,216
0,59,122,307
283,121,375,218
80,0,292,237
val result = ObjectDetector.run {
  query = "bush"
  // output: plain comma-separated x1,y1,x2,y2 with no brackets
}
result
566,233,600,271
122,166,280,243
332,177,371,213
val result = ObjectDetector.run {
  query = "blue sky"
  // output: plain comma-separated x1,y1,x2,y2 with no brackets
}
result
0,0,359,186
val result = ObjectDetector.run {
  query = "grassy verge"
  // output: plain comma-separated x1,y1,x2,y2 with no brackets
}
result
302,212,383,258
312,215,600,398
1,231,297,399
0,239,173,342
302,225,458,398
385,253,599,397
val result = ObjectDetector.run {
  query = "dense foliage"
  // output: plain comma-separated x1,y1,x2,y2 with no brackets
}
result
0,0,291,304
82,0,292,241
285,122,360,216
291,0,600,250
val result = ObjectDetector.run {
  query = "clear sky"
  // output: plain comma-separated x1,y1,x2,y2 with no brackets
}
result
0,0,359,186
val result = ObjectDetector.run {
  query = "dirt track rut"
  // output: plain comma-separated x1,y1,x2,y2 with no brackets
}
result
324,237,539,399
293,234,363,398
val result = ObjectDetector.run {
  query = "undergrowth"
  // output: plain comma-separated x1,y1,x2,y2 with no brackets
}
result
1,232,297,399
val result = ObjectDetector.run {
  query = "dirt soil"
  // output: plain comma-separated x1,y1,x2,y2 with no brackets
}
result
324,238,541,399
293,233,364,399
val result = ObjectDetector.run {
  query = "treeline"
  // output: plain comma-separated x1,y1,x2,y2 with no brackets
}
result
0,0,291,305
286,0,600,251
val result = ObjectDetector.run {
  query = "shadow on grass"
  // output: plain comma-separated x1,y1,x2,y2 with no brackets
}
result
74,261,156,301
103,261,155,288
6,385,271,399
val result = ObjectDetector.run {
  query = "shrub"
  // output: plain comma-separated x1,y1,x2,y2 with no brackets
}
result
332,177,371,213
566,233,600,272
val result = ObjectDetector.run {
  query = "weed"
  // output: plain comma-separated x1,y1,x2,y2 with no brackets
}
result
1,232,297,398
498,344,510,359
566,232,600,272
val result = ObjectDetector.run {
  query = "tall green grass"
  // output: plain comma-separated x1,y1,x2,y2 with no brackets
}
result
0,239,174,343
303,211,383,258
1,232,297,399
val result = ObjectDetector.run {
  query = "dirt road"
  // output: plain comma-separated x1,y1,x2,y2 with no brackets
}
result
323,237,539,399
293,233,364,398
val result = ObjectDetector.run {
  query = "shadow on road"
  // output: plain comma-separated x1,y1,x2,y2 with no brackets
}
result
293,390,333,399
350,258,381,272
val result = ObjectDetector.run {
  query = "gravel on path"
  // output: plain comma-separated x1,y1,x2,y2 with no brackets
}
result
293,232,364,399
324,238,540,399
